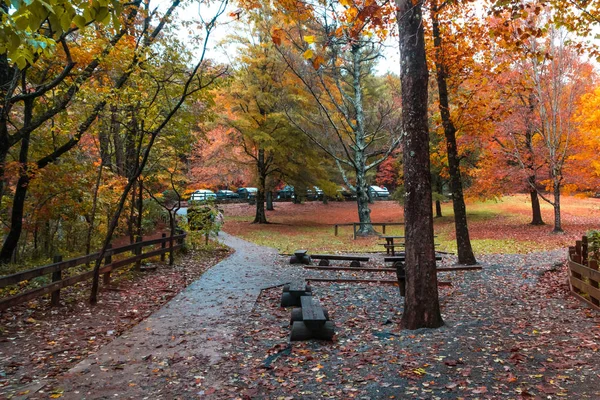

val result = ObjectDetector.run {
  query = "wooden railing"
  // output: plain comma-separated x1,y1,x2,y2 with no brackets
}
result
333,222,405,239
0,233,186,312
568,236,600,311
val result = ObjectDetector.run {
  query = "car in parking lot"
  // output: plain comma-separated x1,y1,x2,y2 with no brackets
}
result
307,186,324,200
236,187,258,199
216,190,239,200
189,189,217,202
277,185,295,200
369,185,390,199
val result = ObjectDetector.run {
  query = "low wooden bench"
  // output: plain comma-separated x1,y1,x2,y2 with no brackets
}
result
281,280,312,307
290,296,335,341
311,254,370,267
289,249,311,265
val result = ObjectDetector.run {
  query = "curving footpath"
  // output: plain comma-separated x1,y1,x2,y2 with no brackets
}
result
46,232,292,399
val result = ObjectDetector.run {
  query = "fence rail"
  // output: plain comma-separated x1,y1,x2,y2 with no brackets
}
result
0,233,186,312
333,222,405,239
568,236,600,311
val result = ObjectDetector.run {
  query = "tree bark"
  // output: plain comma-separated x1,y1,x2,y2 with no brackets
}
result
435,200,442,218
352,45,375,237
137,178,143,237
0,97,33,263
253,148,268,224
266,191,274,210
397,0,443,329
431,5,476,265
528,176,544,225
552,178,562,233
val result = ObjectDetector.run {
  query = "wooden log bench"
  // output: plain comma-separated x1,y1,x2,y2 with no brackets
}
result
289,249,311,265
311,254,370,267
281,280,312,307
290,296,335,341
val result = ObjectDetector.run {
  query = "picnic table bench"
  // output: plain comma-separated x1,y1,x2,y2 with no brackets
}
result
281,280,312,307
290,296,335,341
311,254,370,267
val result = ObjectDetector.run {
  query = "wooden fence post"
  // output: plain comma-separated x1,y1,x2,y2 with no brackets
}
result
334,225,338,236
161,233,167,262
382,224,386,234
51,255,63,306
135,236,143,270
103,243,112,285
582,236,588,264
589,259,600,307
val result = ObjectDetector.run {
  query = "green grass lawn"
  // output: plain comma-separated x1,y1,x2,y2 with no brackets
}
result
222,195,600,255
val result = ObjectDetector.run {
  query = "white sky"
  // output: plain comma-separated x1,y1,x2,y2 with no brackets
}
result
159,0,401,75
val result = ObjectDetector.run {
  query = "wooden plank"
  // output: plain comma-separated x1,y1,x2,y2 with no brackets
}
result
0,243,184,312
308,278,452,286
569,290,600,312
0,253,99,289
305,265,480,272
0,269,95,311
300,296,326,323
305,266,394,272
570,276,600,302
311,254,370,261
288,280,307,294
568,261,600,282
384,256,442,262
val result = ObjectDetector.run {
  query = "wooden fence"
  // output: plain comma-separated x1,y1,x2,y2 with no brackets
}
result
333,222,405,239
568,236,600,311
0,232,186,312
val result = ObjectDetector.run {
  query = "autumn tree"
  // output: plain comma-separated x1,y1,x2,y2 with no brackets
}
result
221,21,324,223
488,10,594,232
428,0,483,264
270,2,400,236
0,0,185,263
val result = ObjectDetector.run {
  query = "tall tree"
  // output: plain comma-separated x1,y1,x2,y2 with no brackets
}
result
429,0,476,265
397,0,443,329
271,1,401,236
222,25,323,223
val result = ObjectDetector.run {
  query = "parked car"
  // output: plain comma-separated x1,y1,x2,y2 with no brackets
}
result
236,187,258,199
337,186,356,200
369,185,390,199
189,189,216,202
277,185,295,200
216,190,239,200
307,186,324,200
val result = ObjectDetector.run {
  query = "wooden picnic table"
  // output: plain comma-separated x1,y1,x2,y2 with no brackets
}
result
379,235,405,255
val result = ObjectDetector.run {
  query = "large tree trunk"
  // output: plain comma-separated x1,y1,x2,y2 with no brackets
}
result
528,176,544,225
397,0,443,330
431,6,476,265
355,179,375,236
253,148,268,224
552,178,562,233
350,44,375,237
